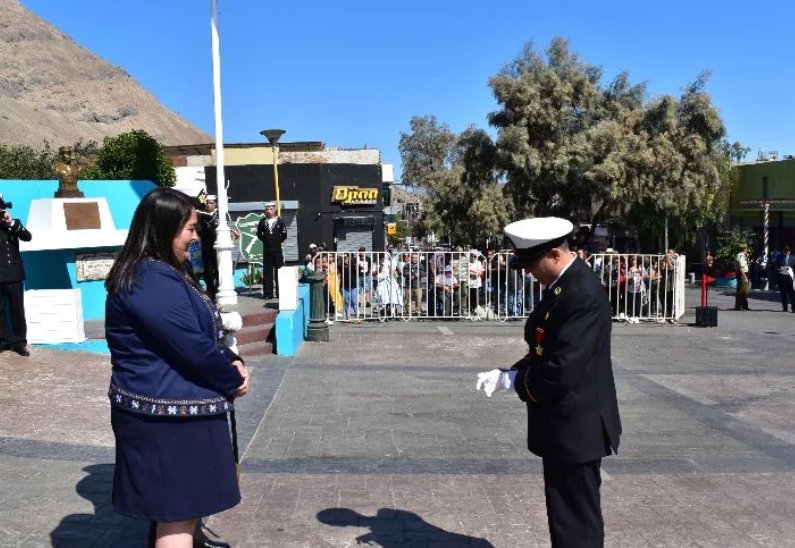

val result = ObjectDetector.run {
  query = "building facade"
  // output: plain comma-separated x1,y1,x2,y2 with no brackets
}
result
730,155,795,249
167,142,393,262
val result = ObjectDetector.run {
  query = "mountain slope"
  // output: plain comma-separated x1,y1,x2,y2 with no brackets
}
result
0,0,210,147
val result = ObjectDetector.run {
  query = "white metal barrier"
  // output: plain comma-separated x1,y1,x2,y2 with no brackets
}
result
308,251,684,323
585,253,686,323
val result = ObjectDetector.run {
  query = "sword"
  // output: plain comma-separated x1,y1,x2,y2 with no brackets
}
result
230,409,240,482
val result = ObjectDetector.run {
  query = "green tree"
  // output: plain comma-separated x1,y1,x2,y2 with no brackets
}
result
716,230,754,270
0,140,97,180
0,142,58,179
399,117,512,247
83,130,176,187
488,37,738,250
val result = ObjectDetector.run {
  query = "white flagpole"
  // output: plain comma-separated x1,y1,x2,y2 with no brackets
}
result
210,0,237,306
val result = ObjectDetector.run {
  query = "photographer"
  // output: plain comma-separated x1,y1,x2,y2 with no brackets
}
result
0,195,32,356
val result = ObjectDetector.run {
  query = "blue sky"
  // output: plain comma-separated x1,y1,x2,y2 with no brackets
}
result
21,0,795,180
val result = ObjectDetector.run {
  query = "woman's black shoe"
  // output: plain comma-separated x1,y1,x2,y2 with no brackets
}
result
194,522,231,548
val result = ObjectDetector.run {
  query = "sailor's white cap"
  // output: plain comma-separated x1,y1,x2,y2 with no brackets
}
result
264,201,276,208
504,217,574,263
206,194,217,201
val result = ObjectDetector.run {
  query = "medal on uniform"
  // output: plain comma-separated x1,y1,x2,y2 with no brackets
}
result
554,286,562,296
535,328,545,356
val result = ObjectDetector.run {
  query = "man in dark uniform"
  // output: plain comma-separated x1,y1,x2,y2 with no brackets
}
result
199,195,220,299
777,245,795,312
256,201,287,299
0,196,33,356
476,217,621,548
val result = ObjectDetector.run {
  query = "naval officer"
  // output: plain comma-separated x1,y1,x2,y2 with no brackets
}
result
476,217,622,548
0,196,32,357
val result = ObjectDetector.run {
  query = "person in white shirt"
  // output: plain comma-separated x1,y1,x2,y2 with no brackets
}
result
434,265,460,315
467,251,484,315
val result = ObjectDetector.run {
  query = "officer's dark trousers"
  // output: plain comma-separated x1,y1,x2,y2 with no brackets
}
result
778,275,795,311
543,458,604,548
0,281,27,346
263,251,284,298
201,244,219,298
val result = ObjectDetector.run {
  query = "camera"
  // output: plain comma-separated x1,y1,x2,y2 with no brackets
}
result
0,195,12,224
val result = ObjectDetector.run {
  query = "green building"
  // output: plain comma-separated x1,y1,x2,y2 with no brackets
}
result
730,155,795,250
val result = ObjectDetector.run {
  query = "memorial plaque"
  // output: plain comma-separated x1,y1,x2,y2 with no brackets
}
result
76,253,117,282
63,202,101,230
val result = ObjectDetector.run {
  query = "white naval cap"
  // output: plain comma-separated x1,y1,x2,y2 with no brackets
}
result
504,217,574,263
264,201,276,208
206,194,217,201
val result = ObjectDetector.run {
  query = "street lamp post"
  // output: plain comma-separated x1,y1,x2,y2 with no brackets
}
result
260,129,286,217
209,0,236,307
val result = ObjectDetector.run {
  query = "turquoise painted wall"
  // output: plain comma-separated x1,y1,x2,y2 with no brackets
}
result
0,180,156,226
275,284,310,357
24,247,119,320
2,180,255,320
2,180,156,320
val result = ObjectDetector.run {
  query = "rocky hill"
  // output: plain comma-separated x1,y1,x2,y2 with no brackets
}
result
0,0,210,147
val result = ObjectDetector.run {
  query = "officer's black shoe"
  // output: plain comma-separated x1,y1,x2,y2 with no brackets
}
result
12,345,29,357
194,522,231,548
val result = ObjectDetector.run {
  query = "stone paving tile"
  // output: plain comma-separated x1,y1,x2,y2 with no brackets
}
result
3,286,795,546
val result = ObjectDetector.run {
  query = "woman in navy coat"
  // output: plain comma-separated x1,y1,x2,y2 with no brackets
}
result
105,188,249,548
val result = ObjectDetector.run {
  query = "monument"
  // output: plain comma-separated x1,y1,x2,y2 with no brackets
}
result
21,153,128,340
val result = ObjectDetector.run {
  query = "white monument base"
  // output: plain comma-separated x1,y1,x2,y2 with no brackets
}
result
20,198,127,252
25,289,86,344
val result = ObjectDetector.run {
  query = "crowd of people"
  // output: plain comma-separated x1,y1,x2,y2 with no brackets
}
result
723,244,795,312
300,243,682,322
586,248,680,321
301,245,526,320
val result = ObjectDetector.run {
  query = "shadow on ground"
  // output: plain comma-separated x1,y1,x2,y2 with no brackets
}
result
50,464,148,548
317,507,495,547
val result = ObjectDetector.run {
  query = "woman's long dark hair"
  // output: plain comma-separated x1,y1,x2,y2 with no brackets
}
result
106,188,198,295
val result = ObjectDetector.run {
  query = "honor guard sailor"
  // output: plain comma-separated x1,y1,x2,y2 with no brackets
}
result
476,217,621,548
256,201,288,299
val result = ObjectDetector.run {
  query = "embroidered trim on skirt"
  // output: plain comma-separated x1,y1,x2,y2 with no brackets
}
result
109,384,233,417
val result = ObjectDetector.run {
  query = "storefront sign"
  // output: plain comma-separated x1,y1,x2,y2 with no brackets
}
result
76,253,117,282
331,186,378,206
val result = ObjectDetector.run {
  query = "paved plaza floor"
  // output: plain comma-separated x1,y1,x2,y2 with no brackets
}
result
2,286,795,547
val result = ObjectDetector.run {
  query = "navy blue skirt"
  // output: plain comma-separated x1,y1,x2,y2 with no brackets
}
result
111,407,240,522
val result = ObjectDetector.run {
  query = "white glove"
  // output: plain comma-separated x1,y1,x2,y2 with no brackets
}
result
476,369,517,397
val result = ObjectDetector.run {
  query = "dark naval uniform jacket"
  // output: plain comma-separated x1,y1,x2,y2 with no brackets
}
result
0,219,32,283
512,258,621,463
105,259,243,417
256,216,288,253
